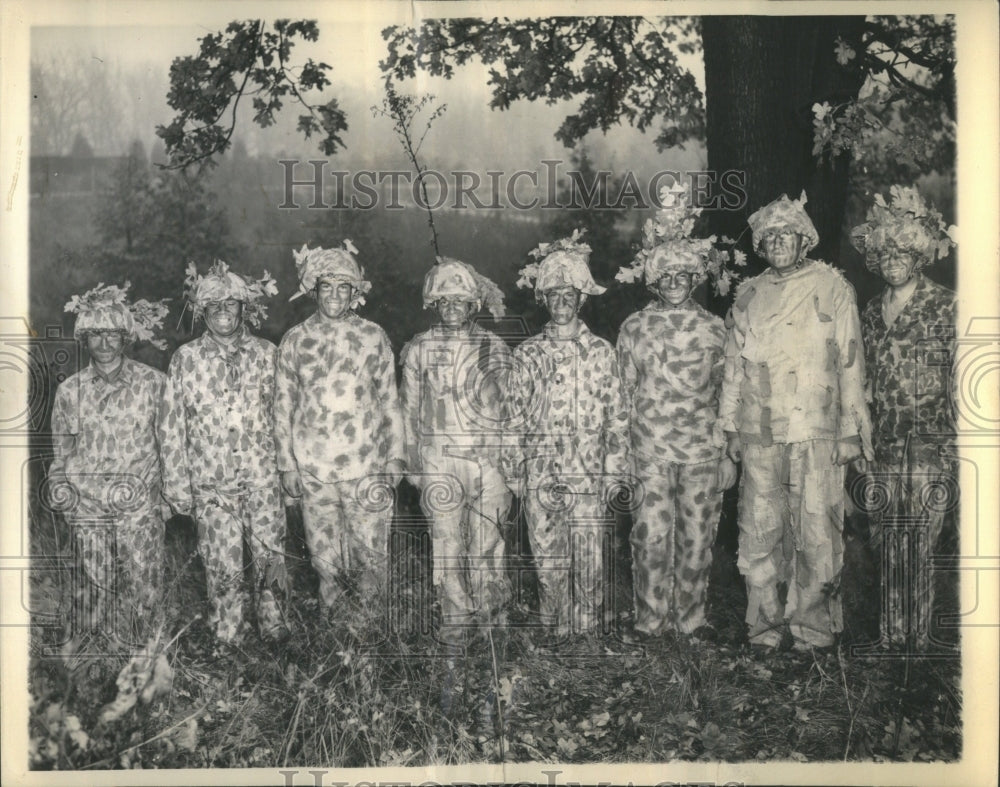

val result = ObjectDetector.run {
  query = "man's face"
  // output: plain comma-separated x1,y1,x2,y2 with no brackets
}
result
203,299,243,339
876,247,919,288
543,286,582,325
436,296,477,330
761,231,805,272
653,270,696,307
316,280,354,320
85,330,125,365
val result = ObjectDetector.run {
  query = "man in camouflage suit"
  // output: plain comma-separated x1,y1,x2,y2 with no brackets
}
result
49,283,169,646
720,193,873,652
615,186,739,640
851,186,957,651
159,261,288,645
275,241,405,613
401,258,512,638
503,230,630,638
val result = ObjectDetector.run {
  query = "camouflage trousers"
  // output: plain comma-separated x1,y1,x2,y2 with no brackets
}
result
65,501,164,643
416,451,511,631
194,485,286,643
867,461,956,650
524,478,611,635
631,458,721,635
738,440,845,648
300,474,393,610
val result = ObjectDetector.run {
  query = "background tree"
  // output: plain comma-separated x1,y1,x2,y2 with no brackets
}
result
156,19,347,170
371,84,448,257
380,15,955,285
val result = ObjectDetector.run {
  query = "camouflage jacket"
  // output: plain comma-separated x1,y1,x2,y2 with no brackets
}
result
400,323,510,467
861,274,956,467
50,358,166,513
159,328,280,506
501,320,630,485
274,311,405,483
617,301,727,466
719,260,873,457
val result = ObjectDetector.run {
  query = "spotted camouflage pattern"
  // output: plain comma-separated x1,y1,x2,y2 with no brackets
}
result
617,300,727,464
866,461,952,650
630,458,721,634
158,328,286,641
275,311,403,610
616,300,727,635
274,312,405,482
299,475,393,608
861,274,957,651
49,359,167,637
861,274,956,468
194,486,286,642
401,324,512,628
502,321,629,633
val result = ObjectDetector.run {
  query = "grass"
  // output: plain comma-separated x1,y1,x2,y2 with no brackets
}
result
26,478,962,770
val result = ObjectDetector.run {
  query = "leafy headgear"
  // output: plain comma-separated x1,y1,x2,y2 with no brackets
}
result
423,257,506,318
65,282,169,350
850,185,957,271
289,240,372,309
516,229,606,300
747,191,820,255
616,183,746,296
183,260,278,329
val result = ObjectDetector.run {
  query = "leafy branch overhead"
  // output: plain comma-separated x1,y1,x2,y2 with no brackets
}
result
156,19,347,169
811,15,955,174
380,16,705,151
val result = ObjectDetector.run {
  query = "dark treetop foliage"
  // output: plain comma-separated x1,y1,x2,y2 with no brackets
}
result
381,16,704,151
157,19,346,170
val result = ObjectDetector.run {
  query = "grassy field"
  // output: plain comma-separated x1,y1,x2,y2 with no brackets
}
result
25,476,962,771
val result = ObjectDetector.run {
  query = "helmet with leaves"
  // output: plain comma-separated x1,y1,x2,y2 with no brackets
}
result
65,282,169,350
517,229,606,300
184,260,278,329
748,191,820,255
289,240,371,309
422,257,506,318
850,185,956,271
617,184,746,296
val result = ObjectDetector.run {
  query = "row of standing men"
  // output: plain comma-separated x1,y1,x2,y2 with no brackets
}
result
49,185,957,655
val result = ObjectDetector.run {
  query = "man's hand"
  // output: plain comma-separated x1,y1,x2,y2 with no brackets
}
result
384,459,405,488
716,457,738,490
725,431,742,463
832,436,862,466
281,470,303,498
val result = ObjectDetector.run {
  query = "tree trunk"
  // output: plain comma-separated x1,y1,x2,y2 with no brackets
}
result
701,16,866,289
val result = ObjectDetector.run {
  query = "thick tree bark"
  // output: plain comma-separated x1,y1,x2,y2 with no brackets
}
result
701,16,866,285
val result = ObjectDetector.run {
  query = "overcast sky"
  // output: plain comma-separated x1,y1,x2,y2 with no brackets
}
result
29,9,707,176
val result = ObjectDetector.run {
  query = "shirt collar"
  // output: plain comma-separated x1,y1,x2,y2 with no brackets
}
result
307,310,357,331
84,357,132,385
764,257,817,283
542,319,590,343
202,325,250,356
880,272,929,329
